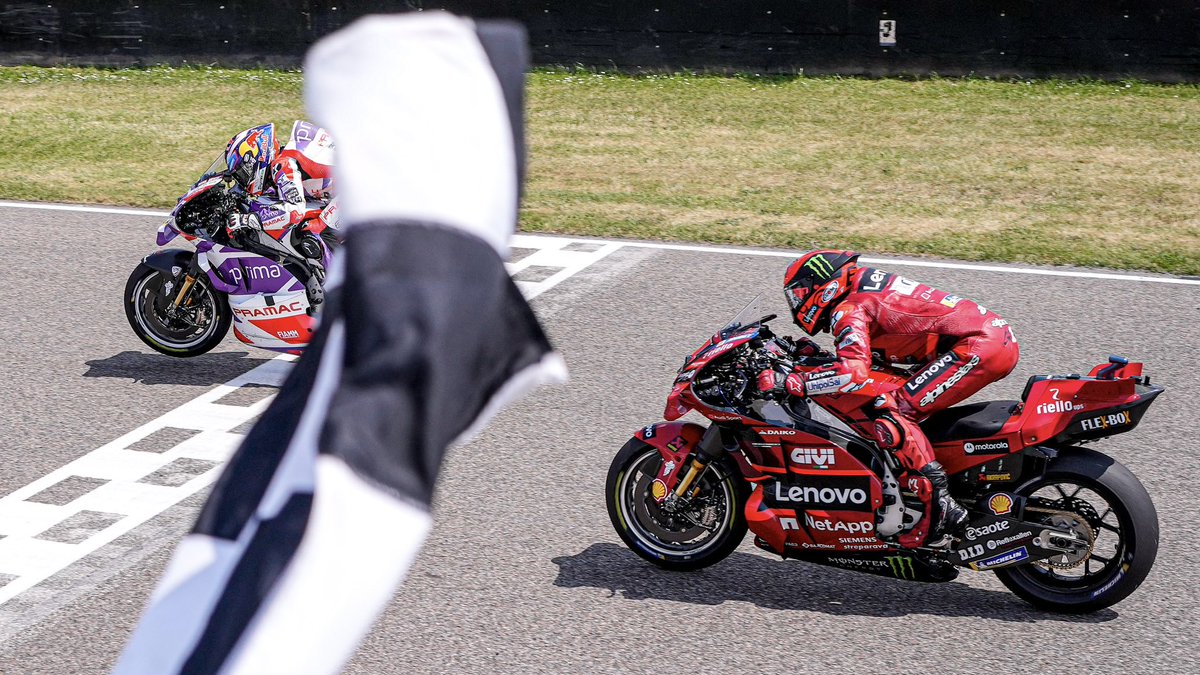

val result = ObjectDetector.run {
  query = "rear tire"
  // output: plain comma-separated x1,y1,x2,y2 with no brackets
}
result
124,263,230,357
994,447,1158,613
606,438,749,571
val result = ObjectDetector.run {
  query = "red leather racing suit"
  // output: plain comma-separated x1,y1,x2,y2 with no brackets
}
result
784,267,1020,472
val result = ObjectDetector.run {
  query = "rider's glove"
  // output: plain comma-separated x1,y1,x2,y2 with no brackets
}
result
225,212,262,239
758,369,810,399
757,368,806,400
776,335,824,359
756,368,785,399
792,337,824,358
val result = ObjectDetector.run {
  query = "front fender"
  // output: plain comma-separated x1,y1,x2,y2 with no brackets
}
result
141,248,194,275
636,422,708,491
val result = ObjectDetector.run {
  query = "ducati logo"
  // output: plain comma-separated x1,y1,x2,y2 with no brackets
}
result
888,277,918,296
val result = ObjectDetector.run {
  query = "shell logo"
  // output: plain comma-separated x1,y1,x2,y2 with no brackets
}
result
988,493,1014,516
650,479,668,503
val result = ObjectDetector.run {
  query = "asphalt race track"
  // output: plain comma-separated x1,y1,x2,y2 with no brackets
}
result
1,201,1197,673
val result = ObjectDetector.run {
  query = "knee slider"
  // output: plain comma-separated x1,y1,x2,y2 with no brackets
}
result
872,414,905,450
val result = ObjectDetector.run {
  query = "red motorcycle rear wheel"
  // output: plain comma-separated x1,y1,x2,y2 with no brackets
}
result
994,447,1158,612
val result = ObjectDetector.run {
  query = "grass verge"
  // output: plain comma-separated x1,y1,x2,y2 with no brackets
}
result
1,66,1198,275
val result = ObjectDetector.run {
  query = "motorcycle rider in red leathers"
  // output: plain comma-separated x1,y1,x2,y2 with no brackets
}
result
223,121,336,307
757,250,1020,545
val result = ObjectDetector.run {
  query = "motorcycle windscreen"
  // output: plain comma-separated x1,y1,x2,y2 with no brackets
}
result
722,292,769,332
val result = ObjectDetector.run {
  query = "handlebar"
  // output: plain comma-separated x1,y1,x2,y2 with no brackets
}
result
173,181,249,243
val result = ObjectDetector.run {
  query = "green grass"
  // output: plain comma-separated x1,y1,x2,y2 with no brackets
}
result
2,66,1199,274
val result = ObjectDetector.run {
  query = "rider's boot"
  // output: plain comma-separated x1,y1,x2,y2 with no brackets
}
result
304,274,325,310
290,231,327,312
921,461,968,546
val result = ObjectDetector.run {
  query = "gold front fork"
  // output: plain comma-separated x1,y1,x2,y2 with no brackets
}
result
673,459,708,498
170,274,197,308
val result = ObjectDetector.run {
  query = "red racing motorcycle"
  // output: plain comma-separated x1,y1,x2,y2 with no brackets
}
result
606,296,1162,612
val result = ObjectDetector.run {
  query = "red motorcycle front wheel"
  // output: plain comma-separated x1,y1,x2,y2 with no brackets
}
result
606,438,749,571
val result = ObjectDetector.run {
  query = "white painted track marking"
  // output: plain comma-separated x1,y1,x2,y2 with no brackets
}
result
616,241,1200,286
0,358,294,605
0,235,616,609
2,200,1196,285
508,235,623,297
0,201,170,217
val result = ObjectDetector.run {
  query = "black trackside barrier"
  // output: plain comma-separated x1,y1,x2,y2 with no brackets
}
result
0,1,1198,81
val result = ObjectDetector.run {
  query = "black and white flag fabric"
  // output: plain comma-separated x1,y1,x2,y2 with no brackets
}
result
113,13,564,675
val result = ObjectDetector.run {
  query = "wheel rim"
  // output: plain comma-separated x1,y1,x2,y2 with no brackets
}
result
617,448,736,559
1009,477,1132,593
132,272,220,350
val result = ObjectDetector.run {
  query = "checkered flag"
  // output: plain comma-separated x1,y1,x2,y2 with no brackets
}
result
114,14,563,675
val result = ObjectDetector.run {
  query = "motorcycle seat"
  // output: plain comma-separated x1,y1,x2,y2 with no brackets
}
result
920,400,1020,444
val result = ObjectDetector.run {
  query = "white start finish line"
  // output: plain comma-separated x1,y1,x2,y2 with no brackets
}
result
0,358,293,606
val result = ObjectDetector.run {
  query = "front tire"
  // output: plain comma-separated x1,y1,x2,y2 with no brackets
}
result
124,263,230,357
606,438,749,571
994,447,1158,613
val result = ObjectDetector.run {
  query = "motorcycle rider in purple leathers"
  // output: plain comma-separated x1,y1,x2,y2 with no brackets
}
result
222,121,336,307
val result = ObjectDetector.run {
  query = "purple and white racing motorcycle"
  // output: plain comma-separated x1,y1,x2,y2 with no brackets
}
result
124,162,339,357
